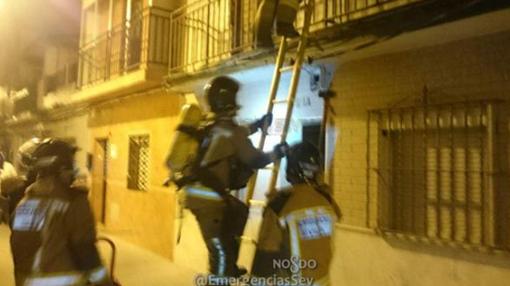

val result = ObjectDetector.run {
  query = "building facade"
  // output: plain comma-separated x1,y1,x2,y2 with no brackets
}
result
25,0,186,258
164,0,510,285
12,0,510,285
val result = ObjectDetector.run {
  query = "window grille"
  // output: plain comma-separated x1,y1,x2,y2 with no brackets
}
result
368,101,505,249
127,135,150,191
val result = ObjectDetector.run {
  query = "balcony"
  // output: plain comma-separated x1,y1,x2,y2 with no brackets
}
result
42,6,174,108
168,0,427,76
78,7,171,88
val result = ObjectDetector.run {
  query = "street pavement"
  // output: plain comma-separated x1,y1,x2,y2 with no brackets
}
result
0,225,197,286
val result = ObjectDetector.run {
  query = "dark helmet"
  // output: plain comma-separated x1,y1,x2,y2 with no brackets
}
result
31,138,77,173
286,141,322,184
204,76,240,113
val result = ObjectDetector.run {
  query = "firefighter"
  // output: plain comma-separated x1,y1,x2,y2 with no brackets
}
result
0,138,41,226
254,0,301,48
182,76,288,283
0,151,17,178
251,142,341,286
10,139,112,286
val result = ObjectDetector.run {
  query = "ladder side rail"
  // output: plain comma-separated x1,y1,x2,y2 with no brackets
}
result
246,38,289,204
267,2,314,196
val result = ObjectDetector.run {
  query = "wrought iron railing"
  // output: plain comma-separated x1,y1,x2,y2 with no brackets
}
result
169,0,424,73
367,100,510,250
169,0,257,73
78,7,171,87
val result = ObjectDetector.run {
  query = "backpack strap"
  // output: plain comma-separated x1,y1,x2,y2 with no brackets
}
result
176,124,206,141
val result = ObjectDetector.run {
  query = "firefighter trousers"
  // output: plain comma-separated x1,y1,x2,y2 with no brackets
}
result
184,185,249,279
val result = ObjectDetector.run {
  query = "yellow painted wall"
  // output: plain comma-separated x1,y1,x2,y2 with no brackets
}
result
89,88,184,258
328,30,510,285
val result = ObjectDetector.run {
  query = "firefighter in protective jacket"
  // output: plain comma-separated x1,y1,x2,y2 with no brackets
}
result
0,138,41,226
10,139,111,286
182,76,288,281
252,142,341,286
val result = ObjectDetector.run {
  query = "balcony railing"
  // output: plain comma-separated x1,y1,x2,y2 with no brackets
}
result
78,7,171,87
169,0,424,73
169,0,257,73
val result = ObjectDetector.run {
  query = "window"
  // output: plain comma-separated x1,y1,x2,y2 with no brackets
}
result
368,101,508,250
127,134,150,191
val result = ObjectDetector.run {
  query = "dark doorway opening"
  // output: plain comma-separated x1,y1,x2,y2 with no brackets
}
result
91,138,108,224
302,122,325,168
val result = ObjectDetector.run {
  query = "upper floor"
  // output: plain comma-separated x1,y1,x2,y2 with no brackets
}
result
0,0,81,123
43,0,510,108
43,0,181,109
168,0,427,75
166,0,501,81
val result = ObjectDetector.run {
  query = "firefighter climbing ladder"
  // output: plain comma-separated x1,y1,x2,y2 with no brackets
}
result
246,0,314,204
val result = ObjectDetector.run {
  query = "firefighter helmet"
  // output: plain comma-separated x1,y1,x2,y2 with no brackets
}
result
204,76,240,113
286,141,322,184
31,138,77,173
17,138,42,171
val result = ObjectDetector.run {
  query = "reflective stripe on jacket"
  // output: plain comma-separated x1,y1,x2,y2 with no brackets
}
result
184,184,223,201
23,266,108,286
24,272,85,286
10,176,110,286
254,183,338,285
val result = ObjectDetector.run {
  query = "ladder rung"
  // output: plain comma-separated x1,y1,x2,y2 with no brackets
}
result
279,66,294,73
272,99,288,104
249,200,267,207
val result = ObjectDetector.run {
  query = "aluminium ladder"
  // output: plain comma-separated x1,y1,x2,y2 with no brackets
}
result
246,0,314,204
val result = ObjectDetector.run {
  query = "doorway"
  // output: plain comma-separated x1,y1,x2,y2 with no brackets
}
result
91,138,109,224
302,121,325,166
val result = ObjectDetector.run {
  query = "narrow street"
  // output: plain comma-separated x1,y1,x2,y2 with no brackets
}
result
0,225,197,286
1,1,510,286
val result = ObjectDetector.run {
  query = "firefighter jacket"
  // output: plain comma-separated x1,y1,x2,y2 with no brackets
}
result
10,176,110,286
252,183,339,286
196,118,273,194
1,175,28,225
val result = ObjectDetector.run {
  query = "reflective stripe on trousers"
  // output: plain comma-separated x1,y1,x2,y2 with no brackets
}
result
211,237,226,276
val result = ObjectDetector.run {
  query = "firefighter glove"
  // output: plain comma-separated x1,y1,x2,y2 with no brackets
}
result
273,142,289,159
255,113,273,133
